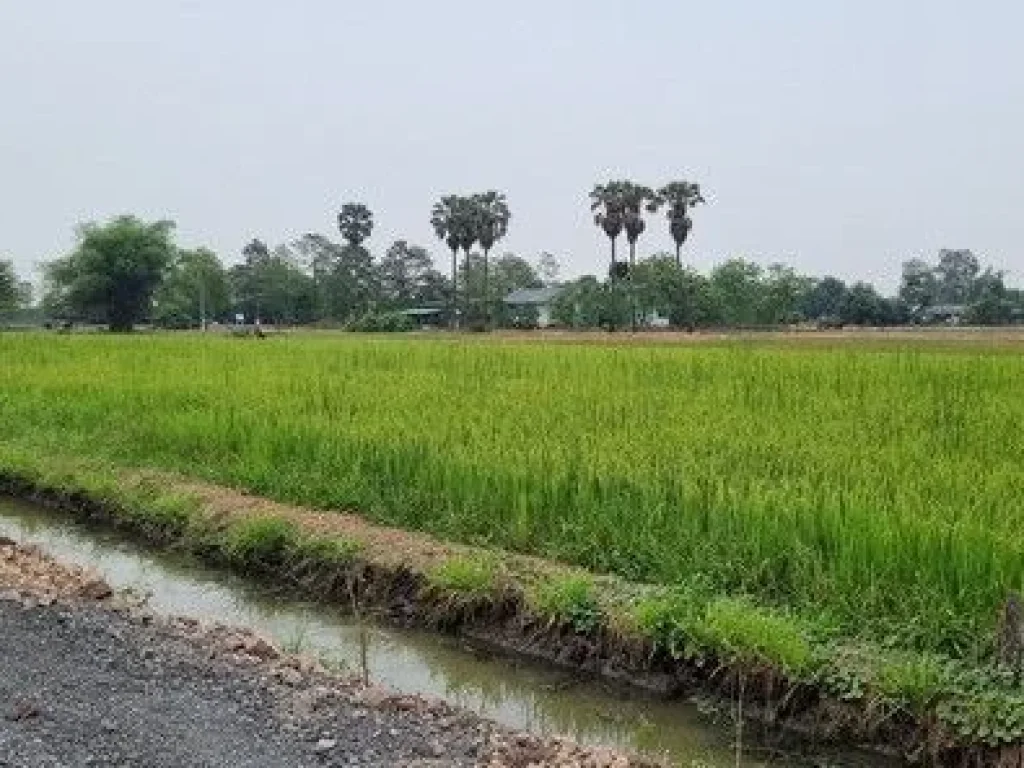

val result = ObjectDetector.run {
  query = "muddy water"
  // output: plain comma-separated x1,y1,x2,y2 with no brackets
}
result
0,498,890,768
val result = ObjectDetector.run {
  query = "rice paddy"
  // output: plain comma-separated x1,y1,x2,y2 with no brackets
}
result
0,331,1022,661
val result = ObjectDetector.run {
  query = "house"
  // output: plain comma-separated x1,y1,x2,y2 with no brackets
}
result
503,285,565,328
919,304,967,325
398,307,446,328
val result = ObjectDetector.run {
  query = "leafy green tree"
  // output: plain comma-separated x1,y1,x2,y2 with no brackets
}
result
337,203,374,248
293,233,376,321
0,259,18,318
230,240,316,324
376,240,440,309
899,258,939,314
551,275,604,328
42,215,177,331
653,181,706,268
839,281,887,325
759,263,813,324
935,249,980,305
472,191,511,327
800,276,849,322
153,248,229,328
633,254,715,329
967,268,1012,325
708,258,763,326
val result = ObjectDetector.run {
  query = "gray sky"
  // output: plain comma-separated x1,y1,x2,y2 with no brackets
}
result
2,1,1022,292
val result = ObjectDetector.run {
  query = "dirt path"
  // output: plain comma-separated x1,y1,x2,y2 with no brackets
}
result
0,539,644,768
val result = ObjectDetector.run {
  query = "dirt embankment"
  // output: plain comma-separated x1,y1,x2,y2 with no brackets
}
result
0,537,653,768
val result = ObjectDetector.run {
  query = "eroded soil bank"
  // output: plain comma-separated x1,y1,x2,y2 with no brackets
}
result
0,537,650,767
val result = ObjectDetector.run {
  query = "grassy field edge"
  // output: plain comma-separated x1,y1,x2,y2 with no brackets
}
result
1,446,1022,764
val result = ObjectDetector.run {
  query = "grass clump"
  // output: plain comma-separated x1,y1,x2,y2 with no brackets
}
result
293,534,363,565
533,573,601,633
224,516,299,566
695,598,815,677
428,554,497,598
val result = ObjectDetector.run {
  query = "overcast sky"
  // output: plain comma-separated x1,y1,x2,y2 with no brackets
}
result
2,1,1022,291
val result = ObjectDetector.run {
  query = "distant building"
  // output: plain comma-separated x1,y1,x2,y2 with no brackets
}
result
503,285,566,328
398,307,446,328
919,304,967,325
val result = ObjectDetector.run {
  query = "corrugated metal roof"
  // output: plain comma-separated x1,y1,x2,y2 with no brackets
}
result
503,285,564,305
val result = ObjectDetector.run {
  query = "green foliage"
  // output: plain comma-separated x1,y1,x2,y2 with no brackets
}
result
695,598,814,676
0,259,19,317
42,215,177,331
533,574,601,633
346,311,414,333
293,534,363,565
337,203,374,248
229,240,317,324
876,654,947,710
429,555,497,597
224,517,300,565
153,247,230,328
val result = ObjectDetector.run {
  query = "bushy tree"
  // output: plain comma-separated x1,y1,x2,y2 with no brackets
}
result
229,240,316,324
43,215,177,331
0,259,18,317
376,240,443,309
153,248,229,328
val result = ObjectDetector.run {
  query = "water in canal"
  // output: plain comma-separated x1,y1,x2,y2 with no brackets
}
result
0,498,892,767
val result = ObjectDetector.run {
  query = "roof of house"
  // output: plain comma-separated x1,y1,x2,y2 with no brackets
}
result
398,307,445,316
503,285,564,306
921,304,967,316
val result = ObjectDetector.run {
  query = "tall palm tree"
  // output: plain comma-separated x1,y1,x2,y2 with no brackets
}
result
337,203,374,248
590,182,629,278
430,195,469,329
654,181,705,268
473,191,511,328
620,183,657,331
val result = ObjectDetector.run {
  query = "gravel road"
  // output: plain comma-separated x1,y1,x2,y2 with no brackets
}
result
0,540,643,768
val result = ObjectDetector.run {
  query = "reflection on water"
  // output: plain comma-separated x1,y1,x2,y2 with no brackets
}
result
0,498,891,768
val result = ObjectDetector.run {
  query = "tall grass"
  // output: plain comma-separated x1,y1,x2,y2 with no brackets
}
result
1,332,1022,657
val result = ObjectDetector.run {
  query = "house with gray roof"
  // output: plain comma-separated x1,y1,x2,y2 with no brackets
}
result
503,285,565,328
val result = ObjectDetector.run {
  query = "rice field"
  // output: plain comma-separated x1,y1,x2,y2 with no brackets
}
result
1,332,1022,658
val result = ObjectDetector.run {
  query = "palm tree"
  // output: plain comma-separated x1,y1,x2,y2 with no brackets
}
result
590,182,628,277
430,195,469,329
654,181,705,268
473,191,511,328
337,203,374,248
620,183,657,331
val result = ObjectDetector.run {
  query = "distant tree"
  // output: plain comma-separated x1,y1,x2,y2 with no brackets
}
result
230,240,315,324
759,263,813,325
293,233,376,321
590,182,629,277
800,276,849,322
653,181,706,268
536,252,561,285
430,195,475,328
709,258,763,326
934,249,980,305
472,191,511,327
619,182,658,330
337,203,374,249
899,258,939,317
551,275,604,328
460,252,540,327
153,247,229,328
967,268,1013,325
839,281,886,326
376,240,436,309
0,259,18,317
42,215,177,331
633,255,716,329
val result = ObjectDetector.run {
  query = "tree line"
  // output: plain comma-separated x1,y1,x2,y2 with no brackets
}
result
1,180,1020,331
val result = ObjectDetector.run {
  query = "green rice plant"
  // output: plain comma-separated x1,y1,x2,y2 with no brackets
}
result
1,332,1023,667
695,598,814,677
